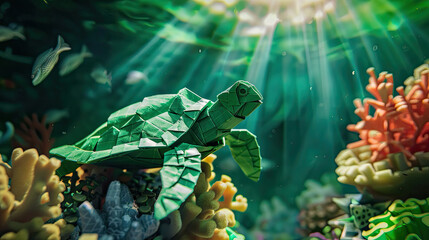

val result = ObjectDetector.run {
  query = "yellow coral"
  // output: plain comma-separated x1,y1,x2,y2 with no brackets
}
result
0,148,73,239
172,154,247,240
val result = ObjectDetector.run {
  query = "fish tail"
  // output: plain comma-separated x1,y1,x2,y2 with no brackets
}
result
14,26,26,40
81,45,93,58
107,73,112,87
56,35,71,53
0,121,14,144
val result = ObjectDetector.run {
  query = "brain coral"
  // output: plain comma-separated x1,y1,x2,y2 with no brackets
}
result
363,197,429,240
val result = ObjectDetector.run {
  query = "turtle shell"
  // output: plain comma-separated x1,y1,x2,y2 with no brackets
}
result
50,88,211,173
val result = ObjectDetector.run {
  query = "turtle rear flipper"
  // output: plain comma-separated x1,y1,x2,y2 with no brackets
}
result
225,129,261,182
154,143,202,220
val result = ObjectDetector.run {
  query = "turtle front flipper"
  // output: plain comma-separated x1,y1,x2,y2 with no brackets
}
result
225,129,261,182
50,145,89,177
154,143,202,220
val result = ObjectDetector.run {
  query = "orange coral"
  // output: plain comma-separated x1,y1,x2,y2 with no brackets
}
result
347,67,429,166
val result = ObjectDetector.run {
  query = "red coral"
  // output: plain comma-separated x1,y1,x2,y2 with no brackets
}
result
347,68,429,166
13,113,55,156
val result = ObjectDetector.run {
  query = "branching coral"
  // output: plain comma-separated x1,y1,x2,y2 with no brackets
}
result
362,197,429,240
336,65,429,199
0,148,73,239
13,114,55,156
347,67,429,165
162,154,248,240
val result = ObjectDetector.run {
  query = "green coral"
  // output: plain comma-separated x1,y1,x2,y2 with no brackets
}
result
349,201,390,229
60,170,104,224
121,170,161,215
363,198,429,240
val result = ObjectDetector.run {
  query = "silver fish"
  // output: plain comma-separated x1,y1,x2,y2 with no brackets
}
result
32,35,71,86
45,109,70,123
91,66,112,87
59,45,92,76
0,25,25,42
125,70,149,85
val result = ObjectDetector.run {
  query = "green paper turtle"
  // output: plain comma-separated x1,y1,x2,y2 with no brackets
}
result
50,80,263,220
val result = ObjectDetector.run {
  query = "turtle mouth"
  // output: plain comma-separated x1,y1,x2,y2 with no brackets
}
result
235,100,262,118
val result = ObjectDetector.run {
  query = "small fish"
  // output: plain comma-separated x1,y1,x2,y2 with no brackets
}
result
32,35,71,86
59,45,92,76
0,121,14,145
125,70,149,85
91,66,112,87
45,109,69,123
0,25,25,42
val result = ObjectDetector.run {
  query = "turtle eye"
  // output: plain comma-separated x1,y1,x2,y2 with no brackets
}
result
238,86,248,96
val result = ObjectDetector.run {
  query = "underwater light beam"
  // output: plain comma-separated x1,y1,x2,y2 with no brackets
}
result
200,17,248,97
340,0,379,69
112,19,181,81
244,11,279,131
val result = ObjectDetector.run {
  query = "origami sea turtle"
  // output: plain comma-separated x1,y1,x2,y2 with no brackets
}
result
50,80,263,219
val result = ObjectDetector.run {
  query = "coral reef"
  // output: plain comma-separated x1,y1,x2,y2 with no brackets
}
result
362,197,429,240
61,170,104,224
347,67,429,163
296,173,341,209
76,181,159,240
249,196,298,240
335,66,429,199
298,197,345,237
307,225,342,240
159,154,248,240
122,170,161,215
332,194,391,231
0,148,73,239
13,114,54,156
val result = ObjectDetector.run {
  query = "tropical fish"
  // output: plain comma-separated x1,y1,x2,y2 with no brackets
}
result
32,35,71,86
125,70,149,85
59,45,92,76
91,66,112,87
0,25,25,42
45,109,69,123
0,122,14,145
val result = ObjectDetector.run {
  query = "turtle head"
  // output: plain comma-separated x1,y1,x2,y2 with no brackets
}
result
217,80,263,118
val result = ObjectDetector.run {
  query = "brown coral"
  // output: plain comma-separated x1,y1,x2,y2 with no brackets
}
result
172,154,248,240
297,197,344,237
0,148,73,239
13,114,55,156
